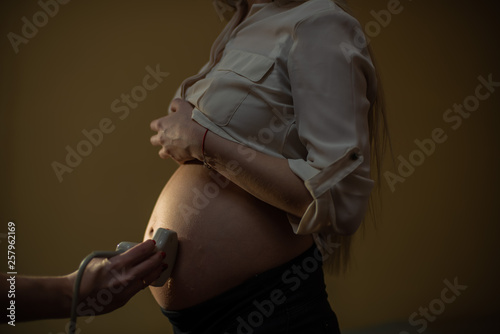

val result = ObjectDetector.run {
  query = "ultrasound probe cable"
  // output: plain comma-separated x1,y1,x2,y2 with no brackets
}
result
69,251,120,334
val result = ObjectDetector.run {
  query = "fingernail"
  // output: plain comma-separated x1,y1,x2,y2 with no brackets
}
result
161,252,166,259
162,263,169,270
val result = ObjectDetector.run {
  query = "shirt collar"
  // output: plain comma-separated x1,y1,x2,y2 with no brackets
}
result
247,3,268,17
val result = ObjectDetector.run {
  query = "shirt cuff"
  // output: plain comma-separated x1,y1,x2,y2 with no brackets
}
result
287,147,374,236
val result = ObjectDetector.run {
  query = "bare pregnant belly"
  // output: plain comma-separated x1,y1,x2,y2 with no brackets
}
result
143,163,313,310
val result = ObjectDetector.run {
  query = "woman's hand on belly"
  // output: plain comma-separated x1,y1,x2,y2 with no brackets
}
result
150,98,205,163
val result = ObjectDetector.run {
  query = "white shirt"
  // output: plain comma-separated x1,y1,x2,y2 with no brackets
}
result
175,0,377,245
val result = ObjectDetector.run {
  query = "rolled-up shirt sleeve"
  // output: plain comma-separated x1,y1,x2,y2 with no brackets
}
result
286,8,377,236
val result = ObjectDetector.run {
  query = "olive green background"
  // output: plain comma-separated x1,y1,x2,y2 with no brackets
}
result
1,0,499,333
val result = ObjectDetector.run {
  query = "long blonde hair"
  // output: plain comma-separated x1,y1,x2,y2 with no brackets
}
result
319,0,391,274
213,0,391,274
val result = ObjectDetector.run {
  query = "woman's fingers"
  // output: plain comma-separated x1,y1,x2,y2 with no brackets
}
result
149,117,172,158
150,132,171,160
131,251,167,289
74,240,168,315
150,117,168,147
118,250,166,294
150,133,161,146
150,118,159,132
158,147,171,160
149,99,198,162
114,239,157,268
109,240,166,292
170,98,183,112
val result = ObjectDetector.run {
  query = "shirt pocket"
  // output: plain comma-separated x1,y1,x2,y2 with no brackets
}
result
197,49,275,126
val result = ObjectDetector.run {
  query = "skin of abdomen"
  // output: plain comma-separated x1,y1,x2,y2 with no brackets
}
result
143,164,313,310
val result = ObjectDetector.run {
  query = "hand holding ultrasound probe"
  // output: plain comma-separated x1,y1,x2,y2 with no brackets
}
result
0,228,178,327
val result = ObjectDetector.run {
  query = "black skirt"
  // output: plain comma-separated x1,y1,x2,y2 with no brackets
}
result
162,244,341,334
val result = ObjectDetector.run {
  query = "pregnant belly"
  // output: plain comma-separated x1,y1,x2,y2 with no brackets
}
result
144,163,313,310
